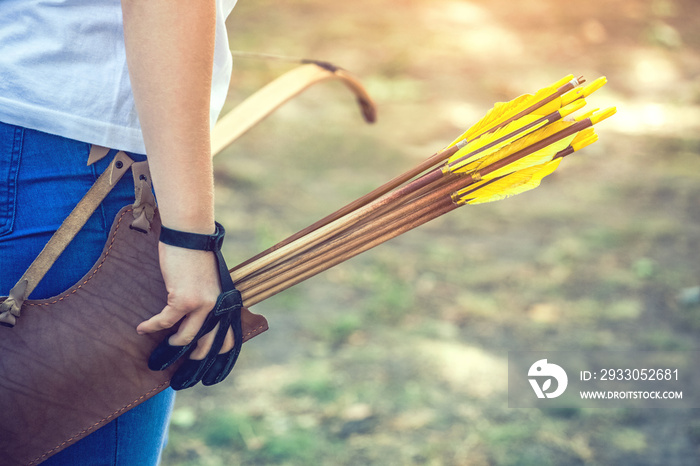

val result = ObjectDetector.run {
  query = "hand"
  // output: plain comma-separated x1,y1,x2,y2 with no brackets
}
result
137,242,224,348
137,241,238,388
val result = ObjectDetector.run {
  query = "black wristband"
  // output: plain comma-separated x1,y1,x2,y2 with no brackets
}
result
159,222,225,252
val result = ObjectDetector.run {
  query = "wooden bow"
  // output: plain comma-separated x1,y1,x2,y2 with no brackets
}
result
211,59,377,156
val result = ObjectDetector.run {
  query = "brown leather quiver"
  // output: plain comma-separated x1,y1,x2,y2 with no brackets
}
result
0,180,267,466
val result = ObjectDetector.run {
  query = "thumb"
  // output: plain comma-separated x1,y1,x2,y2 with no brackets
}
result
137,304,184,335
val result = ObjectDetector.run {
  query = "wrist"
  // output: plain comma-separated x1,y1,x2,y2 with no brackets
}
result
156,199,215,235
158,218,216,236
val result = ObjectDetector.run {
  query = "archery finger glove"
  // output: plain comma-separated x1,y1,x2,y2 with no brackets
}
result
148,222,243,391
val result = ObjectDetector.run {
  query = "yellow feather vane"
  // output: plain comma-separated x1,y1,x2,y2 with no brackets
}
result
455,126,603,206
450,120,576,178
531,76,607,116
448,105,616,206
446,98,589,173
484,132,576,181
457,159,562,205
446,115,548,171
445,74,577,148
570,127,597,150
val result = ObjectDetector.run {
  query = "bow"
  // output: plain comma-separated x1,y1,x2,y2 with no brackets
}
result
211,57,377,156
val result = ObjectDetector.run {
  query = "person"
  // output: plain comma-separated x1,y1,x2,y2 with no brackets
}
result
0,0,239,463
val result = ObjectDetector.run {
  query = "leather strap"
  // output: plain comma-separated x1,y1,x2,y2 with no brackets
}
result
87,144,111,165
0,151,135,326
130,161,156,233
159,224,226,252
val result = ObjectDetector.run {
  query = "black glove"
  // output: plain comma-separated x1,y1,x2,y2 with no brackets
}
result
148,222,243,390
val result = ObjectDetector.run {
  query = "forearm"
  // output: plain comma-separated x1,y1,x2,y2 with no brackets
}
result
121,0,217,234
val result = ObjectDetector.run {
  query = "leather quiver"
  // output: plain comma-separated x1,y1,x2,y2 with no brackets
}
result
0,206,268,465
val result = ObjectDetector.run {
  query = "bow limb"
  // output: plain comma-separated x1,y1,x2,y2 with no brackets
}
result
211,62,377,157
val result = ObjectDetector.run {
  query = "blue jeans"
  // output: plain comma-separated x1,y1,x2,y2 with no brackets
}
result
0,121,174,465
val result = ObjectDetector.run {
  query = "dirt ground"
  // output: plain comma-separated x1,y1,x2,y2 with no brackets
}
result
164,1,700,464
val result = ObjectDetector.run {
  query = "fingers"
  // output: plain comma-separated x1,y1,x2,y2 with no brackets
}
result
143,289,222,372
169,319,237,391
189,323,218,360
149,311,240,389
136,304,187,335
166,308,211,347
146,294,236,374
190,324,235,360
222,326,235,353
201,349,238,386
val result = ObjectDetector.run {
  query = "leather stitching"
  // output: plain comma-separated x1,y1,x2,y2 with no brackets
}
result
25,209,132,307
243,323,268,339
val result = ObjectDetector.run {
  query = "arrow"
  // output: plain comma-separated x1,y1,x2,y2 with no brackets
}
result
228,75,616,306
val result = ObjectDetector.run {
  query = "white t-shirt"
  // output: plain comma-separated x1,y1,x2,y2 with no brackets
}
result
0,0,237,154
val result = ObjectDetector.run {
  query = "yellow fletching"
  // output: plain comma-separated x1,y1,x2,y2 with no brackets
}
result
581,76,607,98
531,96,564,116
442,75,612,207
574,107,616,125
530,97,585,118
454,177,493,200
574,108,600,122
551,74,578,88
559,76,607,108
461,159,562,205
499,74,575,118
559,99,587,118
485,132,574,180
451,120,574,176
532,76,607,116
571,133,598,152
446,74,575,148
447,115,547,171
445,94,531,148
559,88,586,108
590,107,617,125
571,127,596,146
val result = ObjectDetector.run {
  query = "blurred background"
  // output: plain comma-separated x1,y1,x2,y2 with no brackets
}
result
164,0,700,464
